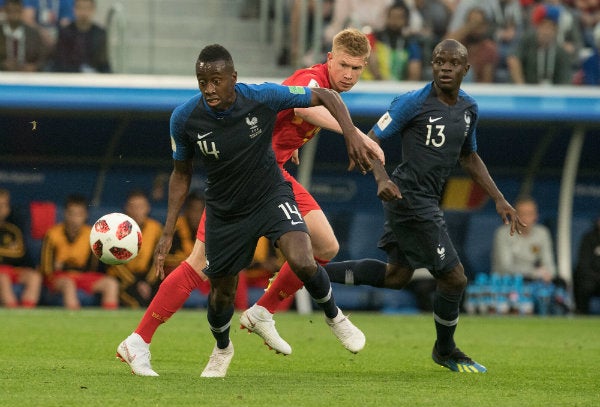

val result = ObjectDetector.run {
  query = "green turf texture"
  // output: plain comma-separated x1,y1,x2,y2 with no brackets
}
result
1,309,598,407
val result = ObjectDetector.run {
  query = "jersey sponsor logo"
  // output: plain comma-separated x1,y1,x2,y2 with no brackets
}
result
428,116,443,123
288,86,306,94
197,131,212,139
376,112,392,131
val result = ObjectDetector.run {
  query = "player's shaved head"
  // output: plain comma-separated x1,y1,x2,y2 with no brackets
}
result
433,39,468,63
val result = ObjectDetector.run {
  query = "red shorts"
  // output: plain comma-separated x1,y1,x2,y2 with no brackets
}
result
48,271,106,295
0,265,19,283
194,169,321,242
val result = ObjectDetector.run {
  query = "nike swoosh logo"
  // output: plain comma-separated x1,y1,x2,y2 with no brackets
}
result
198,132,212,139
429,117,442,123
291,220,304,225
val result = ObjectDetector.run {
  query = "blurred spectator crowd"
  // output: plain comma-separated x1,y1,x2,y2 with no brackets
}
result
2,0,600,85
0,0,110,73
282,0,600,85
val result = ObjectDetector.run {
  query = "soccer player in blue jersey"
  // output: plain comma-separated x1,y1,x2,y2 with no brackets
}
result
140,44,379,378
319,39,524,373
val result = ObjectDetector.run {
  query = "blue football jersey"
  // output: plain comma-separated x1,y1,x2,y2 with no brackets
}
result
372,82,478,214
170,82,312,216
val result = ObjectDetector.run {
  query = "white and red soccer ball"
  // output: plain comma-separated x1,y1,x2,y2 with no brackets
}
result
90,213,142,265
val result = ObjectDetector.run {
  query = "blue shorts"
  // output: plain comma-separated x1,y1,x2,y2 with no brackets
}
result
204,184,308,278
377,209,460,278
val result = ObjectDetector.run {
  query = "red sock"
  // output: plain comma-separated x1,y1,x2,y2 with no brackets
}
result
256,257,329,314
234,271,248,310
20,300,37,309
101,302,118,310
135,261,203,343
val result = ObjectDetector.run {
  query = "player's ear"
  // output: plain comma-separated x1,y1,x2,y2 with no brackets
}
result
232,70,237,83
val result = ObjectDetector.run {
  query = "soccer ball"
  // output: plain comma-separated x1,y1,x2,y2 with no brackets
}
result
90,212,142,265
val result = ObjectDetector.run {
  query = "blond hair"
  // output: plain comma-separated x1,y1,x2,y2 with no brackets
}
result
332,28,370,59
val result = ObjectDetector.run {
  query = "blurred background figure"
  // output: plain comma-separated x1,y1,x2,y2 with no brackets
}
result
288,0,335,66
362,1,423,81
506,3,574,84
543,0,583,63
492,195,569,314
0,0,46,71
492,196,557,283
573,21,600,85
446,6,499,82
572,0,600,50
164,190,205,272
50,0,110,72
40,194,119,310
0,188,41,308
412,0,452,79
490,0,524,83
107,189,162,308
573,215,600,314
22,0,73,55
324,0,393,46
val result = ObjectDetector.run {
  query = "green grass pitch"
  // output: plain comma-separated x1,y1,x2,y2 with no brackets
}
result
1,308,598,407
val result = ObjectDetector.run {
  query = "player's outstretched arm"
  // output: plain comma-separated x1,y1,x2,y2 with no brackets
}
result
294,106,385,165
367,130,400,201
155,159,193,279
309,87,380,173
459,151,525,235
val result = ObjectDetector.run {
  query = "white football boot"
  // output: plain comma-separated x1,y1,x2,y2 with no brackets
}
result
240,304,292,355
201,342,235,378
116,333,159,376
326,307,366,353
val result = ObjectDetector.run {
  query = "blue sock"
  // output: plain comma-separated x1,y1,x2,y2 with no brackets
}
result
433,290,462,355
207,300,234,349
302,265,338,319
324,259,387,287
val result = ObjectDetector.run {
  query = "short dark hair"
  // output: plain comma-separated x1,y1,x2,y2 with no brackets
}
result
197,44,234,65
65,194,88,209
126,188,149,202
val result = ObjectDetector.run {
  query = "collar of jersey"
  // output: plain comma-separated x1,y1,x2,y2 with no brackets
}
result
202,96,235,119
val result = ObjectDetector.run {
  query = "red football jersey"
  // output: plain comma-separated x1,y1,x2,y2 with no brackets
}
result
272,63,331,167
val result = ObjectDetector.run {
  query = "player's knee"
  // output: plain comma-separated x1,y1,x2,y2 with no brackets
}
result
313,240,339,261
209,284,236,311
439,265,467,292
384,265,411,289
288,257,317,281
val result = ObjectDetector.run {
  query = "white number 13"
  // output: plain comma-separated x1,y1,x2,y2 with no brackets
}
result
425,124,446,147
